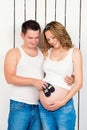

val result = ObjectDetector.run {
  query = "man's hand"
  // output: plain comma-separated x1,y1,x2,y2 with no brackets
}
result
32,79,47,90
64,74,74,85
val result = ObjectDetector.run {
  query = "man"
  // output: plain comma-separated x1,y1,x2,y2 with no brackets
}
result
4,20,73,130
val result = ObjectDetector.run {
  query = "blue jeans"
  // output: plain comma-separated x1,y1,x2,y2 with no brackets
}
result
39,99,76,130
8,100,42,130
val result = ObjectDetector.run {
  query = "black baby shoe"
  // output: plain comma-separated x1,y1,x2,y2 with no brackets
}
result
43,87,51,97
47,82,55,93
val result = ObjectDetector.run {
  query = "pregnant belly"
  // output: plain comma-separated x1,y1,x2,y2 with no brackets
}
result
39,85,69,106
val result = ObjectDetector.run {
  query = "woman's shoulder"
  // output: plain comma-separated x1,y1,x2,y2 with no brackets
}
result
72,47,82,60
72,47,81,54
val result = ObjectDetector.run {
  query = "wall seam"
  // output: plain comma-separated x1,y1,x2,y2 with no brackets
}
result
35,0,37,20
13,0,15,48
24,0,26,21
78,0,82,130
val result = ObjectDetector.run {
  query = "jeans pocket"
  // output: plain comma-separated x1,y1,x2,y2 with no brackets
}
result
10,100,25,112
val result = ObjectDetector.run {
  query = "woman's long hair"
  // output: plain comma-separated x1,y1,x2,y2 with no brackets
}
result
42,21,74,52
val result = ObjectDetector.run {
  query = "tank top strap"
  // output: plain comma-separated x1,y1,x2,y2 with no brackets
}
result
47,48,52,57
18,46,42,57
18,46,24,55
18,46,22,53
37,47,42,54
69,47,75,55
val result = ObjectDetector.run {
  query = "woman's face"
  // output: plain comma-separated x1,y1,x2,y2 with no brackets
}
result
45,30,61,49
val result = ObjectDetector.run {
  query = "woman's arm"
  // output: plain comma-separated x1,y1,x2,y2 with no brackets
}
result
62,48,83,105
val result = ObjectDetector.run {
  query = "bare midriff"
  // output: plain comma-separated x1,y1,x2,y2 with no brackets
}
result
39,85,69,106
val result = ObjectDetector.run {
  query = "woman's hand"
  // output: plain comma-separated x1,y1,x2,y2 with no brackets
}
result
42,99,65,111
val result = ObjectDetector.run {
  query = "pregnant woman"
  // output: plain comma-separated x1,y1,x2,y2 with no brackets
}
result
39,21,83,130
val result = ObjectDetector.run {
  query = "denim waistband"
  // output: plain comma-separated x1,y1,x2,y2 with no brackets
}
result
10,99,39,107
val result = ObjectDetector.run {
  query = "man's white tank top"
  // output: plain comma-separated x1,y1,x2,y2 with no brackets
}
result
43,48,74,90
11,46,44,104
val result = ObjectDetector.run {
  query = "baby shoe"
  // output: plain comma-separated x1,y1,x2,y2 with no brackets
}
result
47,82,55,93
43,87,51,97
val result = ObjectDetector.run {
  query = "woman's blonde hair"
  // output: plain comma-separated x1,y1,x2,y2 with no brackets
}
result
42,21,74,52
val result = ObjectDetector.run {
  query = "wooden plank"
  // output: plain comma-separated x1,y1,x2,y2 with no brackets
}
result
26,0,35,20
36,0,46,48
46,0,56,23
36,0,45,29
66,0,80,48
15,0,24,47
56,0,65,25
80,0,87,129
66,0,80,130
0,0,14,130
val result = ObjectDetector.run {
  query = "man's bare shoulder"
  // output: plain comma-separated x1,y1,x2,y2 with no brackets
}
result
4,47,21,67
6,47,19,57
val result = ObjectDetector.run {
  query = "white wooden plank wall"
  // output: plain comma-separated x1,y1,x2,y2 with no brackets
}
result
0,0,86,130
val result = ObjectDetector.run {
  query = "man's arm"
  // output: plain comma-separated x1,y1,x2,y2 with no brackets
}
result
4,48,46,90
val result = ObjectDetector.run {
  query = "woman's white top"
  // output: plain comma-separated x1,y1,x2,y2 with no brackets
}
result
11,46,44,104
43,48,74,90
